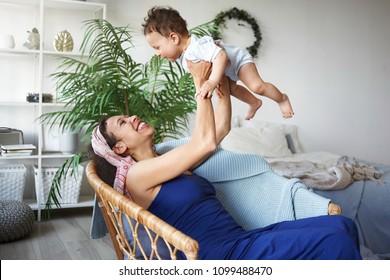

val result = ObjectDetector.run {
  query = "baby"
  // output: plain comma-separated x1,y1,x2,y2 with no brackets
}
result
142,6,293,120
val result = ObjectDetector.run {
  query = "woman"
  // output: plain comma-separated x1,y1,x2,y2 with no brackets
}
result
91,60,362,260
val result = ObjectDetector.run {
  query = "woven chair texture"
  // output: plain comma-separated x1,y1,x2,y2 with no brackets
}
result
85,161,199,260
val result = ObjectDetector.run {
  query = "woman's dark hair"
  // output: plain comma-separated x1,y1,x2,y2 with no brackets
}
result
91,117,117,186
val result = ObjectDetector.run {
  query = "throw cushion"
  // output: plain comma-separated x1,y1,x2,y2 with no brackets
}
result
221,126,293,158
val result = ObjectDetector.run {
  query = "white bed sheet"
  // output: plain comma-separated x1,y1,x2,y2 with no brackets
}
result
265,151,341,166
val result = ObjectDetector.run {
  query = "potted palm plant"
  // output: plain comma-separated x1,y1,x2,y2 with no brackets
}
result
40,19,218,214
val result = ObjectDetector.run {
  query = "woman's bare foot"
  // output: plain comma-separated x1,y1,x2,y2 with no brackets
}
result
328,202,342,215
245,98,263,120
278,94,294,119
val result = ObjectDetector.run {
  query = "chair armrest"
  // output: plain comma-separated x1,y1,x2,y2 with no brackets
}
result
85,161,199,260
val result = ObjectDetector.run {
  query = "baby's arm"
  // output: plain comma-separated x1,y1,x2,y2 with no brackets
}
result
198,49,228,98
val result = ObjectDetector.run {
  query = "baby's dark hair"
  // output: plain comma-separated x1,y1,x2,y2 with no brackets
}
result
142,6,189,37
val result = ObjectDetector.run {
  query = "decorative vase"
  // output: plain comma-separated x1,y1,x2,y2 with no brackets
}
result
53,30,74,52
59,130,78,154
0,34,15,49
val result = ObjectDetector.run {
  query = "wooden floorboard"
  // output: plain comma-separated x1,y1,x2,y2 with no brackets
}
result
0,207,116,260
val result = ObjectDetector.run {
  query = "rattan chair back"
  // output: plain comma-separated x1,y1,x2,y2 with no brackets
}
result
85,161,199,260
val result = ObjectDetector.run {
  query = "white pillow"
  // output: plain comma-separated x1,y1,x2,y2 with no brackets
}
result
221,126,293,158
232,115,303,154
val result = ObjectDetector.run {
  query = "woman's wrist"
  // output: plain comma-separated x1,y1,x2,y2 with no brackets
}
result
193,78,206,99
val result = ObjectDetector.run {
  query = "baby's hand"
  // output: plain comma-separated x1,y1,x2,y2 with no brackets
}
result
199,79,218,98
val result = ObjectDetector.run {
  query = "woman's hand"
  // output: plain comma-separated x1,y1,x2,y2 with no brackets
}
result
186,60,213,98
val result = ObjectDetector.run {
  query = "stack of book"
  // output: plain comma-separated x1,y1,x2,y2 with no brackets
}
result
0,144,36,157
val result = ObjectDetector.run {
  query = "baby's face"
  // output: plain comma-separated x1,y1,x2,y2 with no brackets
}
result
146,31,181,62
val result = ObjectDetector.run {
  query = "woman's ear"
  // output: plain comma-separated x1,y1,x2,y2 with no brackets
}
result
113,140,127,155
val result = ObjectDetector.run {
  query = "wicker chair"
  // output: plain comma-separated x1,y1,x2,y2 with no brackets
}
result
85,161,199,260
86,159,341,260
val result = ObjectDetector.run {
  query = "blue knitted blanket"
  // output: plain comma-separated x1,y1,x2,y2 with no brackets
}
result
90,138,330,238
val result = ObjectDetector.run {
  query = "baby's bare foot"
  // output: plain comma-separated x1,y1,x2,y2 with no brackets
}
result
279,94,294,119
245,98,263,120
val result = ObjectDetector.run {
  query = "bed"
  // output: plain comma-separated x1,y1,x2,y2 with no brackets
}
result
220,116,390,260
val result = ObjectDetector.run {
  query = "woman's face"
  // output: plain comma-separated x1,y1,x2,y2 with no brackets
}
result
105,115,154,152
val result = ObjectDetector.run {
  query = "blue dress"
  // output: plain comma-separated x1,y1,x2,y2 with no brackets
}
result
148,173,362,260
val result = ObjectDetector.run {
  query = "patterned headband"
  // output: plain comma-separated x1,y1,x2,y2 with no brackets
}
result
91,126,134,200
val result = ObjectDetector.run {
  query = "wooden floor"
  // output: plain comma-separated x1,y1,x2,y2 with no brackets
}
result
0,207,116,260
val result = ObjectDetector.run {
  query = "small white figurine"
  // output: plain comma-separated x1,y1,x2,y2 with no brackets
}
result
23,28,40,50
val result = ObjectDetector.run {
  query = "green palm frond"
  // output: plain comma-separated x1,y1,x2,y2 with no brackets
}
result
40,18,221,217
189,20,220,38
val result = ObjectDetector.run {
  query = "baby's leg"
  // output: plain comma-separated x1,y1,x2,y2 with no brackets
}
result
229,79,262,120
238,63,294,119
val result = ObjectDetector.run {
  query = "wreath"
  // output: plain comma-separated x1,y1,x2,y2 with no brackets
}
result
211,7,262,58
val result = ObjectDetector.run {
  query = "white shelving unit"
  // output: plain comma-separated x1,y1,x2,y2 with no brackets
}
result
0,0,106,221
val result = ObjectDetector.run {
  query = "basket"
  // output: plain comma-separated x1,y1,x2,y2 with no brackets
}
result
0,164,27,201
34,165,84,205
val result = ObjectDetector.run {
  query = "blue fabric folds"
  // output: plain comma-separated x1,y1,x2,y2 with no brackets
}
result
90,137,330,239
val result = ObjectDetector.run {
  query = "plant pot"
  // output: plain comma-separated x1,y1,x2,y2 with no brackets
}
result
59,130,78,154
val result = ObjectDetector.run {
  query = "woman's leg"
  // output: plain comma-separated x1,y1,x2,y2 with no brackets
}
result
258,215,362,260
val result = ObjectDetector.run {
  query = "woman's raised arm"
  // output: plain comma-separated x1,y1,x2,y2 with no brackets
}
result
126,61,218,201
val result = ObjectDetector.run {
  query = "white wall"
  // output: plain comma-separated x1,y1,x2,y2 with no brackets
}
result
93,0,390,165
